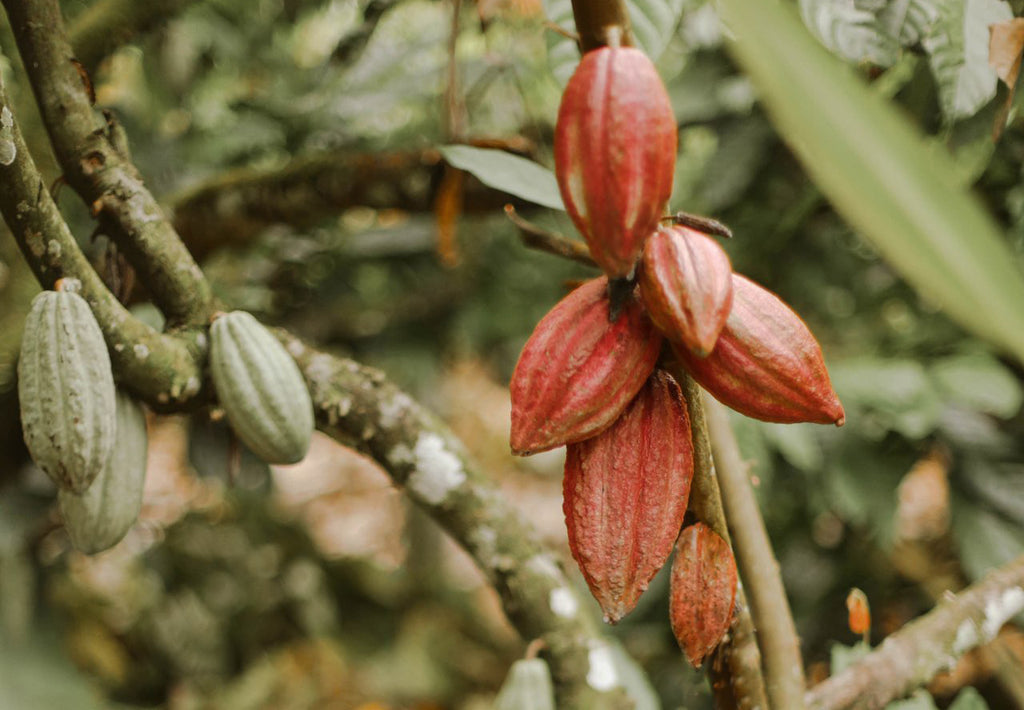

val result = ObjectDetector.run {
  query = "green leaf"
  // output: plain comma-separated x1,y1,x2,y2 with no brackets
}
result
922,0,1012,121
717,0,1024,367
438,145,564,210
948,687,990,710
876,0,940,46
799,0,898,65
953,499,1024,582
542,0,686,84
0,626,108,710
930,352,1023,419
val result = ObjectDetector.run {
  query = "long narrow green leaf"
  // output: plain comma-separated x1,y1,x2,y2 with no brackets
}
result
718,0,1024,364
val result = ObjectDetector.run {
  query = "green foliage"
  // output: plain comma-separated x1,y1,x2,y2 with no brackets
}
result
439,145,564,209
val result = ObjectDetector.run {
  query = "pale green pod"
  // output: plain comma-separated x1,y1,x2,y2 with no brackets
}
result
59,390,148,554
209,311,314,465
18,288,116,492
493,658,555,710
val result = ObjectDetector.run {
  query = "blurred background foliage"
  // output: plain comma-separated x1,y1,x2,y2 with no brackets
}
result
2,0,1024,707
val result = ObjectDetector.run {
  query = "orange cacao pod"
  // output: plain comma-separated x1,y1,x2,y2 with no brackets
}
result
669,522,737,667
563,370,694,623
639,225,733,356
674,274,845,425
554,46,677,278
510,277,661,455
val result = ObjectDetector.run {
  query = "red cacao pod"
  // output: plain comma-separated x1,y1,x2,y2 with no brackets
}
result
674,274,845,425
510,277,661,455
669,522,737,668
563,370,694,623
639,225,733,356
554,46,677,278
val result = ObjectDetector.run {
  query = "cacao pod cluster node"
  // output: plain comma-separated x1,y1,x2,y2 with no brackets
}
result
510,39,846,660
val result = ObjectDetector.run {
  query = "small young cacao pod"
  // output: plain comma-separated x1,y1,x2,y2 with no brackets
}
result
673,274,845,425
493,658,555,710
669,522,738,668
59,389,148,554
18,283,116,492
554,46,677,278
639,225,734,356
510,277,662,455
564,370,694,623
209,311,314,465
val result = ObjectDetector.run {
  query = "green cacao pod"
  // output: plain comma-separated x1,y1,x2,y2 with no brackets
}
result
59,389,148,554
209,311,314,464
18,284,116,492
493,658,555,710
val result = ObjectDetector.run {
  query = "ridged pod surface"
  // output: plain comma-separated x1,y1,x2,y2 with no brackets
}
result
59,390,148,554
674,275,845,425
18,288,116,492
639,225,733,356
554,46,677,278
669,522,737,668
493,658,555,710
509,277,662,455
563,370,694,623
210,311,314,464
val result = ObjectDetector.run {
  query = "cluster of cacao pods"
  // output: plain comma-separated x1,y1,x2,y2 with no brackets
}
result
18,280,315,554
511,44,844,666
18,279,148,554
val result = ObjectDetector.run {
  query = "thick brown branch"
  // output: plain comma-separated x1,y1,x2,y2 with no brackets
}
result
167,149,516,262
704,394,808,710
69,0,198,72
0,83,206,408
279,332,631,710
3,0,213,327
807,555,1024,710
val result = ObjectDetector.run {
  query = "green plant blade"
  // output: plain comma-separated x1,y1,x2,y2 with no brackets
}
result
718,0,1024,365
439,145,564,210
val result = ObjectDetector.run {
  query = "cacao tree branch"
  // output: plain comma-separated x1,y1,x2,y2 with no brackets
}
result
2,0,213,328
69,0,199,72
806,554,1024,710
0,35,631,709
704,393,808,710
167,149,514,262
0,79,207,409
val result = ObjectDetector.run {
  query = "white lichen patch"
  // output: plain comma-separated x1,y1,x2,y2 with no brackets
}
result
586,642,619,692
47,240,61,257
526,554,562,582
304,353,335,385
404,433,465,505
184,376,201,397
549,587,578,618
126,192,161,224
378,392,412,429
0,106,15,166
133,343,150,360
195,332,208,350
953,620,979,655
982,587,1024,639
286,339,306,358
468,525,498,566
336,397,352,417
388,442,414,466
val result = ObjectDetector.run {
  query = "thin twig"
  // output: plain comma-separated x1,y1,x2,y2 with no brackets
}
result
504,205,596,267
704,394,808,710
806,555,1024,710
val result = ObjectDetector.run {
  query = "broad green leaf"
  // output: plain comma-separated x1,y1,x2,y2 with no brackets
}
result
953,499,1024,582
717,0,1024,366
922,0,1012,121
543,0,686,84
930,352,1023,418
0,626,107,710
799,0,898,65
438,145,564,210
